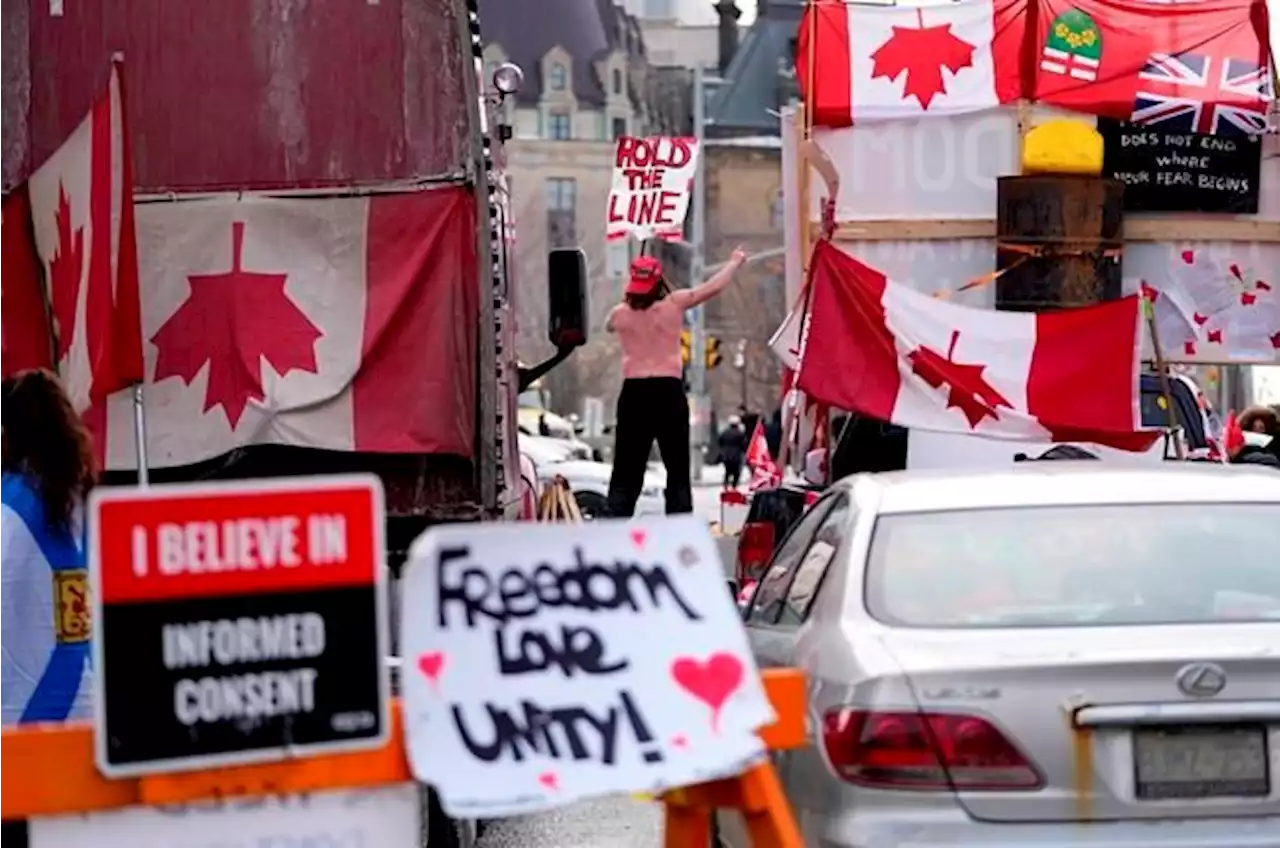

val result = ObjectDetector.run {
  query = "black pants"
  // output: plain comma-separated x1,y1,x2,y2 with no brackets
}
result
723,457,743,488
607,377,692,517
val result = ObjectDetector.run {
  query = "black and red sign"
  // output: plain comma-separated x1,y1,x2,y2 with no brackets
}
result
89,475,389,777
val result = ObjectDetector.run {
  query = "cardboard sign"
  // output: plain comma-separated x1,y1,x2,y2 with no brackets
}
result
400,516,774,817
1098,120,1262,213
606,136,700,241
90,475,389,777
30,785,418,848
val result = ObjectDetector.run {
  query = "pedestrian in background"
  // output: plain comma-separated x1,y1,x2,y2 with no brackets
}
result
2,369,96,727
718,415,748,489
605,248,746,516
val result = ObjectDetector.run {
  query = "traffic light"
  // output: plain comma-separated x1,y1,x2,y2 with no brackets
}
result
680,330,691,366
705,337,722,370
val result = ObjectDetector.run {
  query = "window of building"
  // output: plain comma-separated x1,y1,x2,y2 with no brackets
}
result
549,62,568,91
546,177,576,212
612,117,628,140
612,68,624,95
547,111,572,140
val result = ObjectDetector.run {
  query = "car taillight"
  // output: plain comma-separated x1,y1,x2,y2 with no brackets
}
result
821,709,1042,791
736,520,775,582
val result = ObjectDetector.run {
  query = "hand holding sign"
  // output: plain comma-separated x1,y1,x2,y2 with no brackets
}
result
399,516,774,818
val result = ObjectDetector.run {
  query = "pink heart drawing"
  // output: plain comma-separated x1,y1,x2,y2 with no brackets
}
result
630,529,647,549
418,651,447,685
671,653,745,733
538,772,559,791
671,733,689,750
1181,250,1195,264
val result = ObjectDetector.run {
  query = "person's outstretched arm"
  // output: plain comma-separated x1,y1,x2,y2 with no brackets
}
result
670,247,746,310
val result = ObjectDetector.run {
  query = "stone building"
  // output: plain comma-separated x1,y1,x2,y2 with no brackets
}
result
482,0,685,419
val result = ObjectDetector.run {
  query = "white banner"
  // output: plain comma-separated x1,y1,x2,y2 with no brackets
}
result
30,786,419,848
606,137,700,242
400,516,773,817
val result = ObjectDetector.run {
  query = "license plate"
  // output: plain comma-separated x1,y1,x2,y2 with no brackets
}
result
1133,725,1270,800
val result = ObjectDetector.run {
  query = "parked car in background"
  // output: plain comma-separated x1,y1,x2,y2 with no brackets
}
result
518,434,664,518
725,464,1280,848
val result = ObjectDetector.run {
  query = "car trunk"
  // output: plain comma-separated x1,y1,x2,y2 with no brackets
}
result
880,625,1280,823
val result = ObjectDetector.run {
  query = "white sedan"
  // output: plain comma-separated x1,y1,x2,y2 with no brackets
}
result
727,464,1280,848
519,434,664,518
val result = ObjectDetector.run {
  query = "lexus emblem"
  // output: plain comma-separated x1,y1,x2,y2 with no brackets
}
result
1175,662,1227,698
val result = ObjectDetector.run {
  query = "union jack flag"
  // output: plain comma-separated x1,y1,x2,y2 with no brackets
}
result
1133,51,1273,137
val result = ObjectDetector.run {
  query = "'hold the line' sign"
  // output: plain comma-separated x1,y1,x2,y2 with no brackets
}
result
606,136,700,242
90,475,389,777
400,516,773,817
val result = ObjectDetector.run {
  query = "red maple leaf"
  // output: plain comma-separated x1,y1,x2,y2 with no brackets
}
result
870,8,976,110
150,221,323,428
906,329,1012,428
48,182,85,360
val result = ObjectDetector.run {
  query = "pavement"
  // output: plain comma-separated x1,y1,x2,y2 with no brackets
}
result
475,472,731,848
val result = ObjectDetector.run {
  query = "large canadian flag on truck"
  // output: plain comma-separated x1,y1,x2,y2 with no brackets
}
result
2,63,144,407
99,187,479,470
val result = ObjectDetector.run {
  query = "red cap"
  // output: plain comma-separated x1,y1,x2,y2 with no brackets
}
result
626,256,663,295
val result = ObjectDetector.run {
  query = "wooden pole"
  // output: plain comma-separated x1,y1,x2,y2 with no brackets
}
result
1143,293,1187,460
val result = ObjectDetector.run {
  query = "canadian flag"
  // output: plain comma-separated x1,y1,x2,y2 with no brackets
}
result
1,187,54,376
22,62,143,409
796,0,1024,125
746,421,782,491
797,241,1158,451
100,187,478,470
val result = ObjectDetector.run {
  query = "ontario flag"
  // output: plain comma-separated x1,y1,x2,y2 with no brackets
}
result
1030,0,1273,137
796,241,1159,452
796,0,1025,125
97,187,478,470
22,61,143,410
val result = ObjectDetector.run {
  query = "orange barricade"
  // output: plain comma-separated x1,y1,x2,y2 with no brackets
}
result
1,667,808,848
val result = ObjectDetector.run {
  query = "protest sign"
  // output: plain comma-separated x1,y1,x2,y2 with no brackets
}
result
400,515,774,817
606,136,700,242
90,475,389,777
30,785,418,848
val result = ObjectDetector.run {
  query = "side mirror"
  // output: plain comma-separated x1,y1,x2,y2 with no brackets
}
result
548,248,588,349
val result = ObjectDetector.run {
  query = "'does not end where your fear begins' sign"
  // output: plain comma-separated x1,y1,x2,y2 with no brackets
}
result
89,475,390,777
400,515,775,817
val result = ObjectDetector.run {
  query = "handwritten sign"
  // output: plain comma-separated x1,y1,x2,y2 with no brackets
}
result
1098,120,1262,213
89,475,389,777
29,786,418,848
400,516,774,817
606,136,700,241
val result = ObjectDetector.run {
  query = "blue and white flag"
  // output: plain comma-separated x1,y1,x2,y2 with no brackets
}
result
1,472,92,725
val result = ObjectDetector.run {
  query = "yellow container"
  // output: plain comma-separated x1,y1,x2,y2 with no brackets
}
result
1022,119,1104,176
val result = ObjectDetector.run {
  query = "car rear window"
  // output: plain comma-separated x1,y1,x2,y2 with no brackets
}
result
865,504,1280,628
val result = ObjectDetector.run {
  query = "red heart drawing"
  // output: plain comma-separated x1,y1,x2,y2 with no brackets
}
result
1207,329,1224,344
538,772,559,790
1184,341,1197,356
1181,250,1195,264
1242,293,1257,306
1229,263,1243,280
418,651,446,684
630,529,646,549
671,733,689,750
1257,281,1273,292
1139,281,1159,303
671,653,745,733
1193,313,1209,326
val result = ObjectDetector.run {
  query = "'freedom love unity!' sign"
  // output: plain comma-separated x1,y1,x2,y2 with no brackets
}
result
90,475,389,776
400,516,774,817
606,136,700,242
